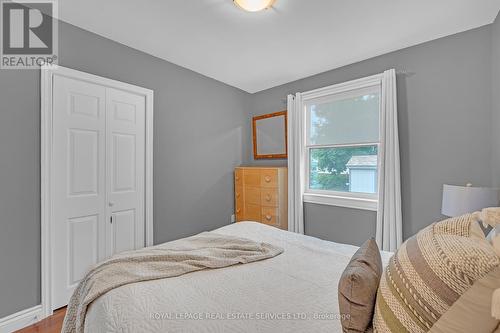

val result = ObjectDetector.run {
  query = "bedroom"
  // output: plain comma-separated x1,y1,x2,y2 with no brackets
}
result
0,0,500,332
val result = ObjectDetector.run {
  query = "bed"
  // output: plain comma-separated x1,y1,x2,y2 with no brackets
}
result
84,222,392,332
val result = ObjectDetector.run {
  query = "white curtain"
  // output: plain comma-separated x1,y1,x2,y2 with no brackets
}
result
376,69,403,252
287,94,305,234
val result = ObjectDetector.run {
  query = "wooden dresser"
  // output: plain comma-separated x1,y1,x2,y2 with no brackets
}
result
234,166,288,230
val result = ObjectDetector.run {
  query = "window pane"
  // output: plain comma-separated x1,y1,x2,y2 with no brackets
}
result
308,90,380,145
309,146,378,194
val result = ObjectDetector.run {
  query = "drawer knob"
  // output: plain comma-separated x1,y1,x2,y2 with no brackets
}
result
265,194,271,201
236,208,241,213
265,214,272,221
235,176,240,181
236,192,240,198
264,176,271,183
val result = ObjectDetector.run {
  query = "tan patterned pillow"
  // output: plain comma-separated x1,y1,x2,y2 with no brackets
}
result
373,213,500,333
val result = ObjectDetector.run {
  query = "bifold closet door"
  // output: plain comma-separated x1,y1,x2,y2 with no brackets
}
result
105,87,145,256
51,77,146,309
52,75,108,309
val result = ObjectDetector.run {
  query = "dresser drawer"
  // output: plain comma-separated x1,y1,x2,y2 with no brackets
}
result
234,169,243,187
245,203,261,221
261,207,279,226
244,169,261,187
261,188,278,207
261,169,278,188
244,187,261,205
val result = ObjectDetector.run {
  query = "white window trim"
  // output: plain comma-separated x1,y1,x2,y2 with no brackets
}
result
303,193,378,211
300,73,383,211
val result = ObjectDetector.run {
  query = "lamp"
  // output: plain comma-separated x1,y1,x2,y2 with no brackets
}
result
233,0,275,12
441,184,499,217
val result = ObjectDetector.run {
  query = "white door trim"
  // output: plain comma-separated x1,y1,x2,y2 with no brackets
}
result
40,65,154,319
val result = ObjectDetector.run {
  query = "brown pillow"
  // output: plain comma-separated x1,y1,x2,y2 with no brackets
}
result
338,238,382,333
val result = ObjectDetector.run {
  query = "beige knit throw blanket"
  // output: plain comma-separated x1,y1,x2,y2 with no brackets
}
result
62,232,284,333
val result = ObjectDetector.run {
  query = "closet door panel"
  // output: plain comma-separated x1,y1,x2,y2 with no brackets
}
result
68,215,98,284
68,129,99,196
112,209,136,254
106,88,146,256
112,133,136,192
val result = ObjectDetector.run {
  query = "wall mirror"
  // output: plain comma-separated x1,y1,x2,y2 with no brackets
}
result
252,111,287,159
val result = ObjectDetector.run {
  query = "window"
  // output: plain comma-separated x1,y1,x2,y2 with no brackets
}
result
303,82,381,210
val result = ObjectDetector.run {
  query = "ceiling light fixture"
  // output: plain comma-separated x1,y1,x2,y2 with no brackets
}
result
233,0,275,12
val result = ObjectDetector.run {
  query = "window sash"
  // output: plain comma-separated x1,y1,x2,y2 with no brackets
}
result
305,85,381,147
304,143,380,200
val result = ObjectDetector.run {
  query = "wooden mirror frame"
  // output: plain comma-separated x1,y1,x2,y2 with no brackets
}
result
252,110,288,160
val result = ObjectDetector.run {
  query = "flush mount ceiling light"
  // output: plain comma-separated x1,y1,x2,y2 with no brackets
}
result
233,0,276,12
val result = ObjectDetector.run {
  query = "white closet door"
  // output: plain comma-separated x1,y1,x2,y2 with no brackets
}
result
106,88,146,256
52,76,107,309
51,78,147,309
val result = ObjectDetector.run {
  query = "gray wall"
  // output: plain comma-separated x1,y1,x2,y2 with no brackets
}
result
304,204,377,246
0,21,251,318
249,25,494,245
493,12,500,187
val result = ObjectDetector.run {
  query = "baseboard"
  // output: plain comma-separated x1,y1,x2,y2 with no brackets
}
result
0,305,43,333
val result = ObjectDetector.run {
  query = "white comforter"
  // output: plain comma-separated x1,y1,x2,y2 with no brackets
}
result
85,222,392,333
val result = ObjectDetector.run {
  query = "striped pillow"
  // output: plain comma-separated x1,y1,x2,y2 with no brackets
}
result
373,214,500,333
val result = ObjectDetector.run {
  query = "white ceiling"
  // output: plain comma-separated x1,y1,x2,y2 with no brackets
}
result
59,0,500,93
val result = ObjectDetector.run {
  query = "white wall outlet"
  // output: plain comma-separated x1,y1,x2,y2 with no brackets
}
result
230,214,236,223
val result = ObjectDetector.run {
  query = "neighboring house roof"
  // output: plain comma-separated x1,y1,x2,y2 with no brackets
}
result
346,155,377,168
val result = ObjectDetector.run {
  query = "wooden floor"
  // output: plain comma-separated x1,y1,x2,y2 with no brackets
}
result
15,308,66,333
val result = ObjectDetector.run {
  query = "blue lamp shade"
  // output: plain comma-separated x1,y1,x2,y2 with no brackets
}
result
441,184,500,217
